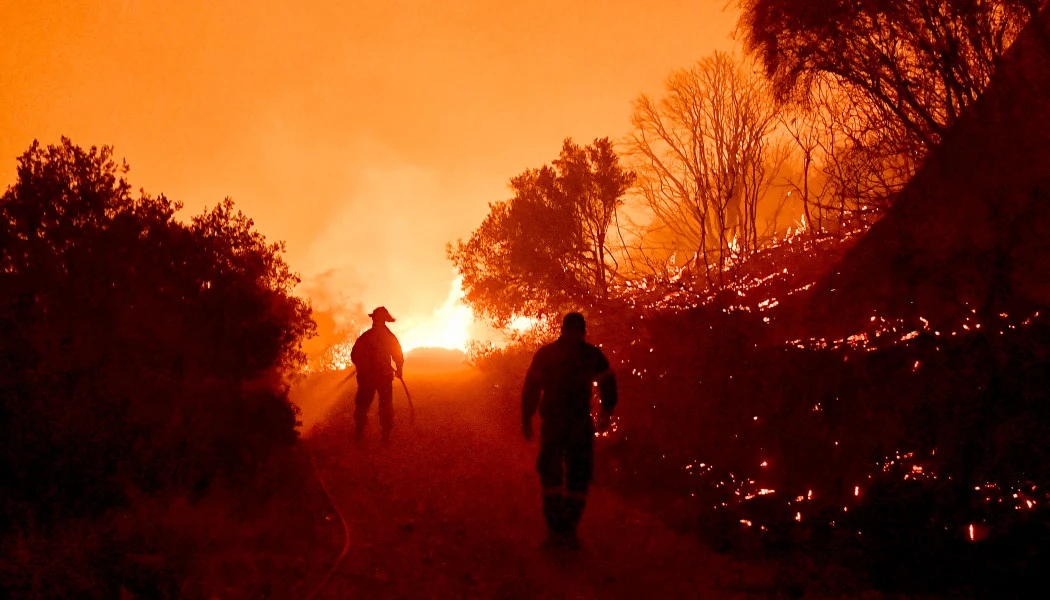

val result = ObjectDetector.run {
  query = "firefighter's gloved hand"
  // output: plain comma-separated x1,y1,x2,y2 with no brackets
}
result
596,410,613,432
395,366,403,379
522,419,533,441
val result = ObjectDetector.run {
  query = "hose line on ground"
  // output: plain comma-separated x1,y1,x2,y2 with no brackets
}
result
303,446,351,600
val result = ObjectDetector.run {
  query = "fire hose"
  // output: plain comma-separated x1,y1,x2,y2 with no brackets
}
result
397,376,416,424
302,370,414,598
303,447,350,600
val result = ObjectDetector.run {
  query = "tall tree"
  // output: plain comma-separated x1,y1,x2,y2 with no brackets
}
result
627,52,785,290
448,138,634,325
736,0,1041,163
779,78,916,230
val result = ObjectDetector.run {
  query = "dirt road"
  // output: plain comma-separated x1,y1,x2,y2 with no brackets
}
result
301,368,769,599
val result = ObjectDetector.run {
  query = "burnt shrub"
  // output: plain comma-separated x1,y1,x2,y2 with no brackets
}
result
586,280,1050,594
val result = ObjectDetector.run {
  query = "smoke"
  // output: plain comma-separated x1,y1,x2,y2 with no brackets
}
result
295,144,496,353
298,269,369,368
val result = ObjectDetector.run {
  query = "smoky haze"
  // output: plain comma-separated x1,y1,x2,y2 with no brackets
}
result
0,0,735,342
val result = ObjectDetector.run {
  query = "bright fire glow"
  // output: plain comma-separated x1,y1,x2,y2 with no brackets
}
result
396,276,474,352
508,315,541,332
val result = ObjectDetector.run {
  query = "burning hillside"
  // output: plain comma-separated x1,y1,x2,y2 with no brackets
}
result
549,9,1050,594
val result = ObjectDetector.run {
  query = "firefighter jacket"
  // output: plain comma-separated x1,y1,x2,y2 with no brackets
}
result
351,325,404,381
522,336,618,431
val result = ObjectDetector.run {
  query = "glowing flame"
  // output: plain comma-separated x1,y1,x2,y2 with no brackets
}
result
508,315,541,333
396,276,474,352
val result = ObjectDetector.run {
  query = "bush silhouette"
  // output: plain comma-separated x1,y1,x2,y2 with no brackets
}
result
0,139,315,528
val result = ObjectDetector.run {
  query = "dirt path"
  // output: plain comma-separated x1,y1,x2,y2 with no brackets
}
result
304,369,769,599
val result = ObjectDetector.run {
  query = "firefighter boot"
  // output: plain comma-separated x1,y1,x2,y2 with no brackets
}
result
561,492,587,550
542,492,568,547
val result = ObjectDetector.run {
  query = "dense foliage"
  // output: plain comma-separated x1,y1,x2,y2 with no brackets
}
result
0,139,315,528
448,138,633,326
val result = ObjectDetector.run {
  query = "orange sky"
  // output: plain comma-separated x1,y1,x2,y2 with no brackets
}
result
1,0,736,346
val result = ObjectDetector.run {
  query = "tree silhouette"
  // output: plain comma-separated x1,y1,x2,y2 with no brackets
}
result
736,0,1040,163
779,79,915,230
0,139,315,525
627,52,786,290
448,138,634,326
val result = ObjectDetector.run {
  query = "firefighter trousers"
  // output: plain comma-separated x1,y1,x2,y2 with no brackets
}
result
537,424,593,535
354,375,394,438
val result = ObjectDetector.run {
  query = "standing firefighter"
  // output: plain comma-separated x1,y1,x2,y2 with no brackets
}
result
351,306,405,444
522,312,618,548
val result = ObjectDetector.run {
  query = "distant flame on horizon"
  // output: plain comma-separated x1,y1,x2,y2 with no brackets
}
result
311,277,548,372
396,275,474,353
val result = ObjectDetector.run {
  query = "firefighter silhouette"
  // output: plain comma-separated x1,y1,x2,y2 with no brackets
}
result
522,312,618,548
350,306,404,444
